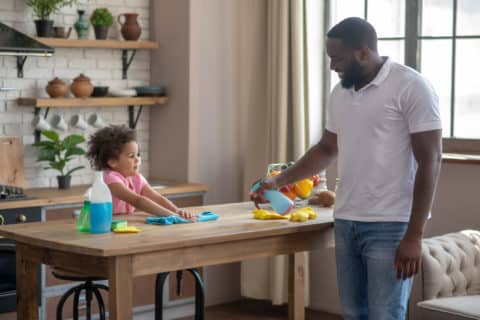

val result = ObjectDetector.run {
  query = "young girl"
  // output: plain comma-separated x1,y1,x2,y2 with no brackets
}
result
86,124,194,220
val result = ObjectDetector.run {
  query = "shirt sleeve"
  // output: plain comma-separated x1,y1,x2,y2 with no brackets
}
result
325,86,338,134
400,76,442,133
103,170,125,185
136,173,148,192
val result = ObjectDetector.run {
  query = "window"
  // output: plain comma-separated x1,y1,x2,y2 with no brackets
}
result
323,0,480,142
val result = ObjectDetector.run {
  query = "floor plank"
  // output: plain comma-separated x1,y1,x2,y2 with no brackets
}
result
178,299,342,320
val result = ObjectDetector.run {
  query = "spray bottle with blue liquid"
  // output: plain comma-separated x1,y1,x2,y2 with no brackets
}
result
250,179,293,215
90,171,112,234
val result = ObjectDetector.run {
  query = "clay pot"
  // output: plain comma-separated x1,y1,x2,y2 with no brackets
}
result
70,74,93,98
46,77,68,98
118,13,141,41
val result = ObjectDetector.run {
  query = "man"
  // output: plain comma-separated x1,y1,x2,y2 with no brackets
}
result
251,17,442,320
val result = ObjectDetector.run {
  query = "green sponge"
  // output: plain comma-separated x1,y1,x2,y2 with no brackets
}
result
111,219,128,231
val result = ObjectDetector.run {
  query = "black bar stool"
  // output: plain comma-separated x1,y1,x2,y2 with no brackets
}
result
155,268,205,320
52,269,109,320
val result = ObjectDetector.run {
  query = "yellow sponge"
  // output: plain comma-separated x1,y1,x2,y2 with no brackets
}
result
113,226,140,233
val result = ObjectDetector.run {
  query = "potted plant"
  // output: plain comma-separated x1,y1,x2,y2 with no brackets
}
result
26,0,78,37
32,130,86,189
90,8,113,40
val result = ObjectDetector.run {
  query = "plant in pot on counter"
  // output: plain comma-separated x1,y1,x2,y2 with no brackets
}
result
32,130,86,189
90,8,113,40
26,0,78,37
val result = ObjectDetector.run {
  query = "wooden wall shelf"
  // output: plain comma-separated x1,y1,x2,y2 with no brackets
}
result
18,97,168,108
34,38,158,50
20,96,169,142
14,38,159,79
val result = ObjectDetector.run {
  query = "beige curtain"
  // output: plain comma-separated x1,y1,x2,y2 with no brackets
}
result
241,0,311,306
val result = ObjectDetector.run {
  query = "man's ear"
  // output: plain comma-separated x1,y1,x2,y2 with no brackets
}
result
354,45,370,63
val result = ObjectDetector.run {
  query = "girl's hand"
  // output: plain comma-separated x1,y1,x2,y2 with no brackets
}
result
176,209,196,221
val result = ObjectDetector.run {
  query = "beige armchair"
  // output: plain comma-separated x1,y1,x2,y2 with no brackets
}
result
408,230,480,320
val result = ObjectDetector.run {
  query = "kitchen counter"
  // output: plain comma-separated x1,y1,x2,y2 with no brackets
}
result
0,179,208,210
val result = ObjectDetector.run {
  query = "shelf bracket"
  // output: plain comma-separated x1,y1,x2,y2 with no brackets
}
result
34,107,50,143
17,56,28,78
122,49,137,79
128,105,143,129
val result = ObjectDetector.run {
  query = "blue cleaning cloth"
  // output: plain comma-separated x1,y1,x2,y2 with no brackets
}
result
146,211,219,225
196,211,219,222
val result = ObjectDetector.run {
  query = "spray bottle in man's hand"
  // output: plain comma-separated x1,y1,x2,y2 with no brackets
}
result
250,179,293,215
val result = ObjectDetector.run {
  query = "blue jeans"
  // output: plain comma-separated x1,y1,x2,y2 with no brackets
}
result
334,219,413,320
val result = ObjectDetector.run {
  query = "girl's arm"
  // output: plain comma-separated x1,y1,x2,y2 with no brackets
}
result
141,183,195,220
108,182,177,217
141,183,178,212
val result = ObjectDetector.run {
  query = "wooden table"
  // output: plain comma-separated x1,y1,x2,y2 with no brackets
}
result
0,202,334,320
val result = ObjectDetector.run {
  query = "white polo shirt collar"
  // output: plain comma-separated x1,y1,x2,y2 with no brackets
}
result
349,56,391,93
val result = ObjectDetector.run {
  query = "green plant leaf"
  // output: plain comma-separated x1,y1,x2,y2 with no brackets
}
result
65,166,84,176
63,134,85,148
50,159,66,171
65,147,85,158
32,140,56,148
41,130,59,142
37,149,56,162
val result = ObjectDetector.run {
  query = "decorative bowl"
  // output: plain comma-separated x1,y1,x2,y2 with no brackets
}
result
134,85,165,97
92,86,109,97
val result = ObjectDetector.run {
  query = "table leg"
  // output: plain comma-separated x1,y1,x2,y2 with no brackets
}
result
288,252,306,320
108,256,133,320
16,243,40,320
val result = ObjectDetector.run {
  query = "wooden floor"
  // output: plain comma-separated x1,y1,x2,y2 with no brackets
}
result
178,299,342,320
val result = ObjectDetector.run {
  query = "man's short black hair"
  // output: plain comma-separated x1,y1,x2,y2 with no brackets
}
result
327,17,378,52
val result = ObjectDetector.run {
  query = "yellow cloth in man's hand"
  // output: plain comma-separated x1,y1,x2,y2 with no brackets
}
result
252,207,317,222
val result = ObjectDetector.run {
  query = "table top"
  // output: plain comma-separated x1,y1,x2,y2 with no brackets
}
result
0,202,334,257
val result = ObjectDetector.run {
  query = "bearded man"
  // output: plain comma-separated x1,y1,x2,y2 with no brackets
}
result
251,17,442,320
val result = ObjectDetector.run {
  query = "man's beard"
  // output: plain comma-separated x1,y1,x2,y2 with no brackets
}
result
341,59,365,89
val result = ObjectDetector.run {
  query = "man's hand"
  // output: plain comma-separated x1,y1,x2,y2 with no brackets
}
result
249,177,278,208
394,235,422,279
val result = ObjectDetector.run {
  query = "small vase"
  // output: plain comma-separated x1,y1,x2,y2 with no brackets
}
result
93,25,109,40
118,13,141,41
74,10,89,39
57,176,71,189
34,20,53,37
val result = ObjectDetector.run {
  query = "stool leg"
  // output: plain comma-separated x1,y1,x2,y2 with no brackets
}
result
56,286,80,320
72,284,86,320
85,281,93,320
188,269,205,320
92,287,106,320
176,270,184,296
155,272,169,320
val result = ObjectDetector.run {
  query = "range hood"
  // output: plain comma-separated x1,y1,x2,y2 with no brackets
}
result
0,22,54,57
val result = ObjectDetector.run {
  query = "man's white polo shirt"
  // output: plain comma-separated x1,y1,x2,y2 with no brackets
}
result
326,58,442,222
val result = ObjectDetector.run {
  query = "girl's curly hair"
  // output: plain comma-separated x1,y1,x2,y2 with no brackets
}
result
86,124,136,170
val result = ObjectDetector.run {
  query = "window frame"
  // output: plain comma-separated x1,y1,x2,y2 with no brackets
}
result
322,0,480,154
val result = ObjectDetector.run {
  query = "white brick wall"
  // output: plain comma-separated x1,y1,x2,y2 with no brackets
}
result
0,1,152,188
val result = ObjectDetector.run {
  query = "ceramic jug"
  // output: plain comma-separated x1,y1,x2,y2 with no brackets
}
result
70,74,93,98
118,13,141,41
